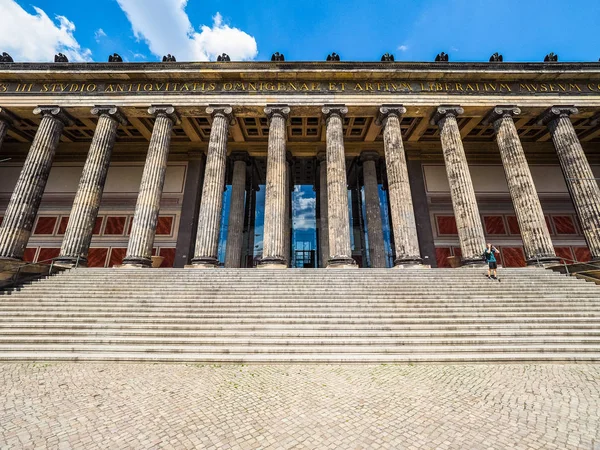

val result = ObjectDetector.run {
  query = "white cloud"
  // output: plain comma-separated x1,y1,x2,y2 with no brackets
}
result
398,45,409,52
0,0,91,62
94,28,107,43
116,0,257,61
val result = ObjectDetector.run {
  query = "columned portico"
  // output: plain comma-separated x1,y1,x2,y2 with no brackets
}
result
190,105,234,268
377,105,422,266
486,106,558,265
259,105,290,268
0,106,72,261
123,105,179,267
322,105,356,268
56,106,126,267
360,151,386,268
225,151,249,268
540,106,600,260
432,106,486,265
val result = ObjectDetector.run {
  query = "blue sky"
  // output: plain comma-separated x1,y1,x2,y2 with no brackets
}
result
1,0,600,63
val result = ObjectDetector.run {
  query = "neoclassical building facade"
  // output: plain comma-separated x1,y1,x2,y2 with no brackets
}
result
0,60,599,269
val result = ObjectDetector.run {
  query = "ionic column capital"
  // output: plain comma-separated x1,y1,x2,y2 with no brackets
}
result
316,151,327,163
229,150,251,165
264,104,290,123
91,105,127,125
376,104,406,126
33,105,74,127
206,104,234,125
0,107,18,125
482,105,521,126
322,104,348,123
360,150,381,163
430,105,464,126
148,104,180,125
537,105,578,126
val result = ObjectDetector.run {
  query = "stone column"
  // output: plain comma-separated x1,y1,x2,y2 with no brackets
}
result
539,106,600,260
56,106,126,267
431,106,485,265
322,105,356,267
123,105,179,267
284,153,293,267
0,107,17,151
378,106,422,266
316,152,329,268
360,151,386,268
225,151,249,268
259,105,290,268
487,106,557,265
191,105,234,267
0,106,72,261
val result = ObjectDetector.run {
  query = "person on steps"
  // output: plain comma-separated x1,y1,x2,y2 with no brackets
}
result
484,243,500,279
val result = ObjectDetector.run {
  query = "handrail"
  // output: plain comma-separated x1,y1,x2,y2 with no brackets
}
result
534,254,600,276
2,255,81,287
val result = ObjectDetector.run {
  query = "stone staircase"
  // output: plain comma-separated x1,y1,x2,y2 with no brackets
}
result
0,267,599,363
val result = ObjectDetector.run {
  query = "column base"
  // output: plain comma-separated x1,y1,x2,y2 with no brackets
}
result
526,256,561,267
187,256,219,268
121,256,152,268
393,257,423,267
53,256,87,269
258,256,287,269
326,256,357,269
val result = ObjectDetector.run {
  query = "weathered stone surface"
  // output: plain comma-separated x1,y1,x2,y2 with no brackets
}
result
224,152,248,268
0,106,72,260
540,106,600,260
191,105,234,267
322,105,356,267
317,152,329,268
378,106,422,266
0,107,17,151
360,151,386,268
57,106,126,267
123,105,179,267
431,106,486,265
260,105,290,268
487,106,557,265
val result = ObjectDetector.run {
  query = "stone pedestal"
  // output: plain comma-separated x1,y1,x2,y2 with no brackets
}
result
0,106,72,261
360,151,386,268
539,106,600,261
0,107,17,151
431,106,485,265
259,105,290,268
56,106,126,267
377,106,422,266
191,105,234,268
487,106,558,265
322,105,356,268
317,152,329,268
123,105,179,267
225,152,249,268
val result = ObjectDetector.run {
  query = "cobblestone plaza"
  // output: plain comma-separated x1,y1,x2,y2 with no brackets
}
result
1,363,599,449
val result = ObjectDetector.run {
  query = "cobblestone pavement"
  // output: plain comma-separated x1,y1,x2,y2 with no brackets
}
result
1,364,600,449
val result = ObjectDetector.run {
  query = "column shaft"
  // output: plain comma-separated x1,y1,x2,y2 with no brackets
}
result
379,107,422,265
542,107,600,260
323,105,355,267
124,106,177,267
0,120,8,149
284,159,292,267
225,155,248,268
432,106,485,264
361,154,386,268
191,106,233,267
57,107,125,266
260,105,290,267
0,107,71,260
490,107,556,264
317,154,329,268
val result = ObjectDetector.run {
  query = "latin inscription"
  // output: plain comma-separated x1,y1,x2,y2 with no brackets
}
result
1,81,600,95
